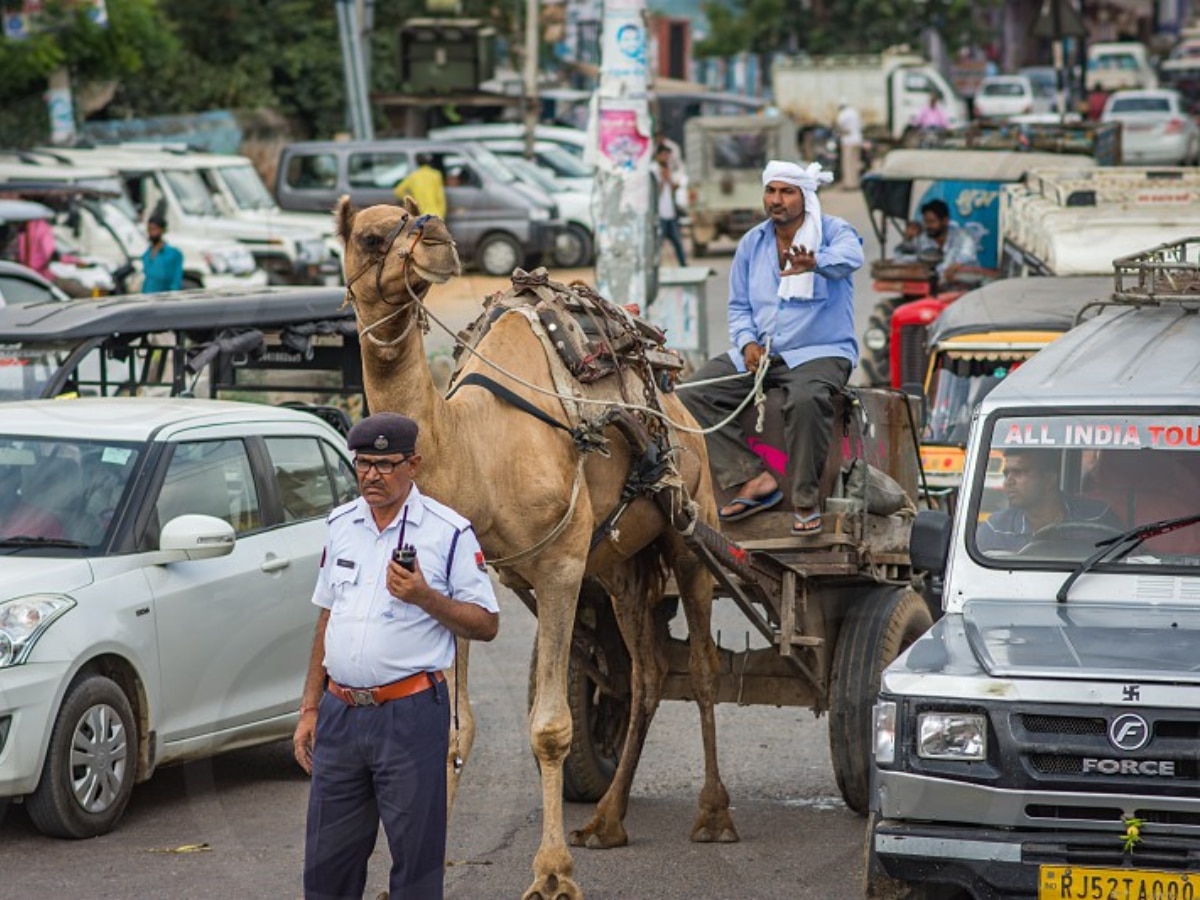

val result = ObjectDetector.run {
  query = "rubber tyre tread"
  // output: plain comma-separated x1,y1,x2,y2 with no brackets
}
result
527,636,628,803
829,587,932,816
476,233,522,277
26,675,138,839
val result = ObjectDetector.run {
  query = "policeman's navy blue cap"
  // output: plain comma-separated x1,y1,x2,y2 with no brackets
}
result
348,413,419,455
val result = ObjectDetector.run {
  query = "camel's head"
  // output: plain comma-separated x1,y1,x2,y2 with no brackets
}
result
336,196,461,305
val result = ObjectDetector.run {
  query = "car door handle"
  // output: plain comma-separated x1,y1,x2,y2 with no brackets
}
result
261,556,291,573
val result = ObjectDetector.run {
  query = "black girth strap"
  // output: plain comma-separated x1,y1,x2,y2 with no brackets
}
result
445,372,573,435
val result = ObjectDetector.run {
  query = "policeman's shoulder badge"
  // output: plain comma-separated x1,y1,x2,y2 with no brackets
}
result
475,550,487,572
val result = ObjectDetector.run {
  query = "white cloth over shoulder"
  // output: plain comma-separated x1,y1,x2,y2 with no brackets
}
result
762,160,834,300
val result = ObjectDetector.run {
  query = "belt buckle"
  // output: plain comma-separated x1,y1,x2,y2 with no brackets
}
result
349,689,376,707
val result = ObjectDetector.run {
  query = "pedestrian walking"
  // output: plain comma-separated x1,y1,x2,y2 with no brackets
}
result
835,98,863,190
655,144,687,265
294,412,499,900
141,213,183,293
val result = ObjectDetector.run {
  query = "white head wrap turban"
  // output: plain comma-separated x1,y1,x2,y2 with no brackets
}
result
762,160,833,299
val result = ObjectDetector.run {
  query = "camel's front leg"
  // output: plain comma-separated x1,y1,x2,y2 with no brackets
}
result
675,547,738,844
524,564,586,900
445,636,474,817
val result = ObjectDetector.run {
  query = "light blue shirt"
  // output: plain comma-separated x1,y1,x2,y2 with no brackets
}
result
726,214,863,372
913,223,980,277
312,485,498,687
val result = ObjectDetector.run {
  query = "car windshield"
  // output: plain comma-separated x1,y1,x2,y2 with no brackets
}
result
217,165,276,211
535,145,593,178
709,132,768,170
925,355,1020,445
0,343,74,402
164,170,221,216
504,156,565,193
78,176,140,221
1110,97,1172,113
970,413,1200,568
0,436,143,550
468,145,516,184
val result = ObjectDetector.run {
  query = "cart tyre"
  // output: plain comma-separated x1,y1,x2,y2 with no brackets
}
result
829,586,932,815
527,589,631,802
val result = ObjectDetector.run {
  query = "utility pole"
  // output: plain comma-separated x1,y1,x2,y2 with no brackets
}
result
592,0,655,309
523,0,539,159
336,0,374,139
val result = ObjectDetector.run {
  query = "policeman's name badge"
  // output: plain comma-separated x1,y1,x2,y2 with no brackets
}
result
336,558,356,569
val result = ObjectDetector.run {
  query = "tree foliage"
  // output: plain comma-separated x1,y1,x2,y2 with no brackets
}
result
697,0,995,61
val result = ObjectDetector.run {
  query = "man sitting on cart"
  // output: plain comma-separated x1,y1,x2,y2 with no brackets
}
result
680,160,863,536
897,198,980,288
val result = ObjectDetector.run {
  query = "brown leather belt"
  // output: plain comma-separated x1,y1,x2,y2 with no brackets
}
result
328,670,444,707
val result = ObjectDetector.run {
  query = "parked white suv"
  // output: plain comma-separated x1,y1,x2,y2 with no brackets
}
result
0,398,357,837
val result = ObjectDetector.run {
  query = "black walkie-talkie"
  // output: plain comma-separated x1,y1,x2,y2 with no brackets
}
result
392,506,417,571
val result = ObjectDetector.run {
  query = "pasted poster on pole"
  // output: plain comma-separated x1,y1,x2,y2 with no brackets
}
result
598,107,649,174
599,10,648,90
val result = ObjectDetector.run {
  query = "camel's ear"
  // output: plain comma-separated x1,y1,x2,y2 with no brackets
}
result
334,195,357,244
402,195,420,216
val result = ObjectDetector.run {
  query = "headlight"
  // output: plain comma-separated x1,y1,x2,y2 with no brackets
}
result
203,250,230,275
529,206,550,221
863,326,888,351
874,701,897,765
209,246,256,275
0,595,76,668
917,711,987,761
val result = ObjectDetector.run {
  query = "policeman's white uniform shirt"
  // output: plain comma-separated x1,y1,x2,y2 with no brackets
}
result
836,105,863,145
312,484,498,688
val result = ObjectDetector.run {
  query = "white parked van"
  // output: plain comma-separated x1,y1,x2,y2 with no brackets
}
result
1087,41,1158,92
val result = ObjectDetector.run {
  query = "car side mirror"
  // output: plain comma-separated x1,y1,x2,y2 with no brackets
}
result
157,514,236,561
910,509,951,576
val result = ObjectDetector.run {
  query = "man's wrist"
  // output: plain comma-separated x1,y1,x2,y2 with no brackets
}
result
299,704,319,716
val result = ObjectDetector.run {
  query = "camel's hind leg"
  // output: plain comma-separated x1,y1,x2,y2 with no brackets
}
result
445,636,474,818
671,537,739,843
569,553,670,850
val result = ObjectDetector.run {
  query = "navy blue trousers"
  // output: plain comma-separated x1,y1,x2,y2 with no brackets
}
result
304,679,450,900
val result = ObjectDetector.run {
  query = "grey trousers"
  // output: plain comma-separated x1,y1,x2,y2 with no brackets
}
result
680,354,852,510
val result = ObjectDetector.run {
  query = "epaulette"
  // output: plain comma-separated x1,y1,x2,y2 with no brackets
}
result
326,498,359,524
421,495,471,533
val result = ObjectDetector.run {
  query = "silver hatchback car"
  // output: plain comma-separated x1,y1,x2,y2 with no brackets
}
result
0,399,356,838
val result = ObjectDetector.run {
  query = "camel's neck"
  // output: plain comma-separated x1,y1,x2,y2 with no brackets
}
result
357,302,465,503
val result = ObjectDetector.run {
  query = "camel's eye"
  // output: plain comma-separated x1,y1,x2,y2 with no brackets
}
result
360,233,385,254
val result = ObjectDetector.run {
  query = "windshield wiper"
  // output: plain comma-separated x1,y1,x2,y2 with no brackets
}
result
0,535,90,549
1057,514,1200,603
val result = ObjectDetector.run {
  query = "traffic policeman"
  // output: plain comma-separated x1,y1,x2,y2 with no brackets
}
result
294,412,499,900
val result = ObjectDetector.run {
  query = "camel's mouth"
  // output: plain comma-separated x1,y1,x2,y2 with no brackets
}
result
406,239,461,285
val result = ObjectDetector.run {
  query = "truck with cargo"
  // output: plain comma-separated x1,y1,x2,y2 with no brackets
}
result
772,50,967,142
1000,167,1200,277
867,238,1200,900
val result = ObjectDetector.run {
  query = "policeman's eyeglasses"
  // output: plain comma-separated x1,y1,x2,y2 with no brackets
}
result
354,456,411,475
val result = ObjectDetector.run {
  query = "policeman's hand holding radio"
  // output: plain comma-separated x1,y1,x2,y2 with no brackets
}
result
387,552,432,609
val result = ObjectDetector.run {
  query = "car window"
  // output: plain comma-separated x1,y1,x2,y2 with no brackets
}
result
285,153,339,190
163,170,220,217
0,274,54,307
155,439,262,536
0,437,142,548
218,165,277,211
264,437,338,521
709,132,767,170
983,82,1026,97
321,441,358,504
904,72,933,92
1110,97,1172,113
349,152,411,188
0,343,72,402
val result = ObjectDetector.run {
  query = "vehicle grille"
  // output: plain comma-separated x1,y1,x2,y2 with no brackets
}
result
1030,754,1200,779
897,324,928,389
1020,713,1106,735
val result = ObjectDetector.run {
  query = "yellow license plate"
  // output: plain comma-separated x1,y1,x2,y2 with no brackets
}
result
1040,865,1200,900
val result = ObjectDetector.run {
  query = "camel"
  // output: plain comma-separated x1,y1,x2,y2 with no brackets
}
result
335,196,738,899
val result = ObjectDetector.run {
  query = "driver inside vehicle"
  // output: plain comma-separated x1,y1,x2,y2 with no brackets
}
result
897,199,982,287
976,448,1123,554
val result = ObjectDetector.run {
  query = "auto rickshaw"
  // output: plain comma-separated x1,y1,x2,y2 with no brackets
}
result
858,143,1107,388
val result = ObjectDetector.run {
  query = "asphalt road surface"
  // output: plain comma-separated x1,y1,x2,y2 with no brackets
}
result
0,187,888,899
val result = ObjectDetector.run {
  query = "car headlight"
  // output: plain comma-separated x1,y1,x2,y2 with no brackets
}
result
529,206,550,221
203,250,230,275
0,595,76,668
917,711,987,761
874,700,898,765
863,326,888,351
210,246,257,275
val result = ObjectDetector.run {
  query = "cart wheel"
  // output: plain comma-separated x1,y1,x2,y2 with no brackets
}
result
859,297,900,388
829,586,932,815
527,586,631,802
